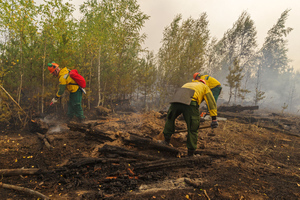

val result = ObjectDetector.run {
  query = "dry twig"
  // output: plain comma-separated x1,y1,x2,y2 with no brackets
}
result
0,182,49,200
203,189,211,200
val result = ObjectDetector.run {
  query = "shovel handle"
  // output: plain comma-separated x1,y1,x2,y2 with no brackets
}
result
199,125,211,129
174,125,211,133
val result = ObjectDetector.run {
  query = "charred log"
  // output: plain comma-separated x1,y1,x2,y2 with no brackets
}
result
65,157,136,169
218,105,259,112
219,111,300,137
99,145,160,161
123,134,180,155
133,156,211,172
67,122,117,142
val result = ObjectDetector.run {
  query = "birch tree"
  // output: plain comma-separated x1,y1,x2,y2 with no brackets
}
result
157,13,210,105
217,11,257,103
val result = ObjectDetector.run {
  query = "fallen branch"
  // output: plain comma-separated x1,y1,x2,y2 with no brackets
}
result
0,182,49,200
204,189,211,200
36,132,52,149
0,168,43,176
0,85,27,115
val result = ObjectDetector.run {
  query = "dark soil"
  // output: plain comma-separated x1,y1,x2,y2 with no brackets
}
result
0,109,299,200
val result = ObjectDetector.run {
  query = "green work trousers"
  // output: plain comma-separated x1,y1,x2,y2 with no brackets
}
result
163,102,200,150
211,86,222,102
67,89,85,120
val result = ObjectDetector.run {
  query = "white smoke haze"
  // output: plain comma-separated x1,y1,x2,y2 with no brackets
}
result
41,117,51,124
49,125,62,133
40,116,67,133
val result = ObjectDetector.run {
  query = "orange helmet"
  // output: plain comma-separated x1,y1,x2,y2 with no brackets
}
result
193,72,200,80
48,62,59,74
199,79,206,84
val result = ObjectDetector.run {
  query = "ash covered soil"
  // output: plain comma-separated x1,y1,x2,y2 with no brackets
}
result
0,109,299,200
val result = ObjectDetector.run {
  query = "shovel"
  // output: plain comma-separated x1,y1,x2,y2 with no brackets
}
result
174,125,211,133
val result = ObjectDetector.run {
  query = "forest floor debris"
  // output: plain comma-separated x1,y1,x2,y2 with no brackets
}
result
0,109,299,199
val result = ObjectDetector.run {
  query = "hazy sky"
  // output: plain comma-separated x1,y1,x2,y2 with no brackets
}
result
67,0,300,71
136,0,300,71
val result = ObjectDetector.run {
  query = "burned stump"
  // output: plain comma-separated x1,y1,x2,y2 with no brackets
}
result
95,106,111,116
29,119,48,134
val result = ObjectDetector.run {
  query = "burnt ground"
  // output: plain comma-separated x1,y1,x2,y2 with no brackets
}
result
0,109,299,200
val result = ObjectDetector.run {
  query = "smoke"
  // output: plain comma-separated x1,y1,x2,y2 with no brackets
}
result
40,116,66,133
213,66,300,115
48,125,62,133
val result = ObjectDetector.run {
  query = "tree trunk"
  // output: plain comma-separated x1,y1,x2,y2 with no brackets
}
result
42,42,46,113
18,31,24,106
97,45,101,106
88,58,92,110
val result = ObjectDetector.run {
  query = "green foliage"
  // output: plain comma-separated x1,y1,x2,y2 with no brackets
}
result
136,51,157,109
157,13,211,104
225,58,244,104
253,88,265,106
217,11,257,103
252,9,293,109
0,0,298,121
78,0,149,104
0,94,11,123
260,9,292,74
281,102,288,113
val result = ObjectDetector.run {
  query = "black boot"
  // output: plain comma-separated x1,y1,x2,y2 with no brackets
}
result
188,149,195,156
165,138,170,145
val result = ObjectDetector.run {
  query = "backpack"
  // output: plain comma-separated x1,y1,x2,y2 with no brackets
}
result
69,69,86,88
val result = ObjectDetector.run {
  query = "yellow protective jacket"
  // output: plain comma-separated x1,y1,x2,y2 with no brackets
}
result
199,75,221,89
182,80,217,116
56,67,79,98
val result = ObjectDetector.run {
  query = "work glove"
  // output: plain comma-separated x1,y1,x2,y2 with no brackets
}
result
211,120,219,129
51,97,59,105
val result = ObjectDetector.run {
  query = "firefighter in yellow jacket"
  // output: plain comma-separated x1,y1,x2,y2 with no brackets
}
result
159,78,218,156
48,62,85,122
193,72,222,102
